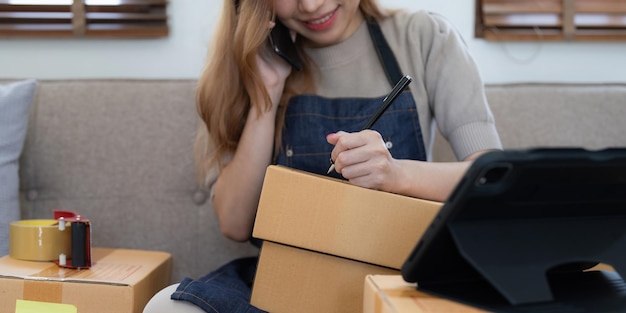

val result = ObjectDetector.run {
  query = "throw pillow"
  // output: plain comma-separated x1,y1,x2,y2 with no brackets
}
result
0,79,37,256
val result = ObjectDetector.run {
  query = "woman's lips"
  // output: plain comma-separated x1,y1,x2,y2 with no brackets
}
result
303,8,338,31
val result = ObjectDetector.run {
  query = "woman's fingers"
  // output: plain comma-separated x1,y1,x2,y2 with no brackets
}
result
328,130,389,174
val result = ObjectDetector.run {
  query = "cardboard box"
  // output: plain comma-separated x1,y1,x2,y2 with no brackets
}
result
251,166,443,312
253,165,442,269
0,247,172,313
252,241,398,313
363,275,485,313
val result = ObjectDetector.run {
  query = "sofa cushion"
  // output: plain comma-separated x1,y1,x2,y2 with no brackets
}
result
432,83,626,162
0,79,37,255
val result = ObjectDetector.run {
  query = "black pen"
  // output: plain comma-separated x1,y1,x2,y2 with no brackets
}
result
327,75,413,174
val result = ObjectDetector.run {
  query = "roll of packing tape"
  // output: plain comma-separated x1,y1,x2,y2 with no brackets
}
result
9,219,72,261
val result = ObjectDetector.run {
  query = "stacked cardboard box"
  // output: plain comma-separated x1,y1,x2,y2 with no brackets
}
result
363,275,484,313
0,247,172,313
364,265,620,313
251,166,442,313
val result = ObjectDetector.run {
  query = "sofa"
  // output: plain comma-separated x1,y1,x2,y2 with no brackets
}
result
6,79,626,283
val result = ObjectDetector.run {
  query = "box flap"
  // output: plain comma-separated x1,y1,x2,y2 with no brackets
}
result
0,248,172,286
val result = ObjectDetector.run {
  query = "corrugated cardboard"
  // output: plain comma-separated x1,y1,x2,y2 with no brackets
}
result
251,241,398,313
251,166,443,313
0,247,172,313
363,275,485,313
253,165,442,269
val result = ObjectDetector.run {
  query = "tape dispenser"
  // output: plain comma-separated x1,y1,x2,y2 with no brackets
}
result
9,210,92,269
54,210,92,269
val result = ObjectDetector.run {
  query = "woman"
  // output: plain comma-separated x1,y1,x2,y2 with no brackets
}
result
144,0,501,312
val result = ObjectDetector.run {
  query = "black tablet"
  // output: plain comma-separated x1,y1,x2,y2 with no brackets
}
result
401,148,626,312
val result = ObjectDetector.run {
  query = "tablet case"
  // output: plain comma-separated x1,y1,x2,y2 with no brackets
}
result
401,148,626,312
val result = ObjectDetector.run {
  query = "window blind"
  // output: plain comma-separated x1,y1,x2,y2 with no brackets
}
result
476,0,626,41
0,0,168,38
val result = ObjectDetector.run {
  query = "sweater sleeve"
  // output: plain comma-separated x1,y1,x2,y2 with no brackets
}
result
405,11,502,160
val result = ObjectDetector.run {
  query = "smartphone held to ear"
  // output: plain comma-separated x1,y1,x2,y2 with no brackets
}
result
269,20,303,71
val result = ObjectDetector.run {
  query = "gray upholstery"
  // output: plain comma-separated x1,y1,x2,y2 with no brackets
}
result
433,83,626,162
15,80,626,283
17,80,257,283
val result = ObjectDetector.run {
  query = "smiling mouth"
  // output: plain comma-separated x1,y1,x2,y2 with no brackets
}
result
305,8,338,25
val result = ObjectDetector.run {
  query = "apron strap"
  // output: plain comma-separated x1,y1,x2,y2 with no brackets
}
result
367,19,404,87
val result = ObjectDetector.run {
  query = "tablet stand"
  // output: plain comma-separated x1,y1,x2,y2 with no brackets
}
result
448,216,626,305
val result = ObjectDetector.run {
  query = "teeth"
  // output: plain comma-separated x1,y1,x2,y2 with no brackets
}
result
309,13,332,25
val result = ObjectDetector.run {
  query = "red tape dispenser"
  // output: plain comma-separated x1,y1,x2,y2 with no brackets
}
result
54,210,92,269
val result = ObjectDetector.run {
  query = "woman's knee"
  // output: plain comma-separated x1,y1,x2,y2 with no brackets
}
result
143,283,206,313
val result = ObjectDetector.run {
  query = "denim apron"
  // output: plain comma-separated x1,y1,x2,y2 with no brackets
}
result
276,22,427,176
171,20,426,313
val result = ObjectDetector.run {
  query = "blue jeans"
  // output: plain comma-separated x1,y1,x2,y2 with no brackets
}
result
171,256,266,313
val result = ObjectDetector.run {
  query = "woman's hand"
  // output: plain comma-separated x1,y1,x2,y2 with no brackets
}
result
326,130,402,192
212,22,296,242
327,131,489,202
256,21,294,108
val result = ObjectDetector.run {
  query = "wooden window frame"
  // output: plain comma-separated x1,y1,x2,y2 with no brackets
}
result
0,0,168,38
476,0,626,41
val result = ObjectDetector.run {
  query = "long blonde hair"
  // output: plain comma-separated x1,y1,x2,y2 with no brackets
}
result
194,0,389,185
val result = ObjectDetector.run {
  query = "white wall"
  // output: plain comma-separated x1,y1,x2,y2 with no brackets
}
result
1,1,625,83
